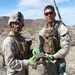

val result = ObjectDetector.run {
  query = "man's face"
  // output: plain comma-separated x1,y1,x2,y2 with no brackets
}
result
11,22,23,33
44,8,56,23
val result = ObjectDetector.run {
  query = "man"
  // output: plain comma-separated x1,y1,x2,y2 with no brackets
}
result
39,5,70,75
2,12,34,75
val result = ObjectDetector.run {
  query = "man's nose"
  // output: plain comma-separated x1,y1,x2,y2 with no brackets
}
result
48,14,51,16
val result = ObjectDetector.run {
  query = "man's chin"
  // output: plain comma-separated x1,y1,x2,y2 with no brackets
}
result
48,20,52,23
15,30,22,33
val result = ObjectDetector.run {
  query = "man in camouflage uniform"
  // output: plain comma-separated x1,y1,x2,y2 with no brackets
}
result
39,5,70,75
2,12,35,75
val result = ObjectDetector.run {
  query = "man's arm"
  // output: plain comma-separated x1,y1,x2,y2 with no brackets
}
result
39,35,44,53
2,37,29,71
53,23,70,59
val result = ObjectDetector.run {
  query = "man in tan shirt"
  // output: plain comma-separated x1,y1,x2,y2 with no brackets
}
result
39,5,70,75
2,12,34,75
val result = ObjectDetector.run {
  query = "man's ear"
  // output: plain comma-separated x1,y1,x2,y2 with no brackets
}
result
10,23,14,28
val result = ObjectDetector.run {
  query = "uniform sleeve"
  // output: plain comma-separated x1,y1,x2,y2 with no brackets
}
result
39,28,46,53
2,37,29,71
53,24,70,59
39,35,44,52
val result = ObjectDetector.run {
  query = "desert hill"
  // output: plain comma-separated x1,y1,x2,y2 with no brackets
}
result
0,16,47,29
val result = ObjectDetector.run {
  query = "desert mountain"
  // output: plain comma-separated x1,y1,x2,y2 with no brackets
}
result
0,16,47,29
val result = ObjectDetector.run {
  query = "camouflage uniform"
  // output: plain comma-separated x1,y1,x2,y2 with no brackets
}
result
2,12,31,75
2,32,30,75
39,21,70,75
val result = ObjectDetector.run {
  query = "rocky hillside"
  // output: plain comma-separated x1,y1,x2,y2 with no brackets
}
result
0,16,75,75
0,16,46,29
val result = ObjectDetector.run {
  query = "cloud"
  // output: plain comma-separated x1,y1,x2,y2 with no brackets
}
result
18,0,69,8
0,0,74,25
18,0,53,8
16,0,75,25
20,9,44,19
16,0,71,19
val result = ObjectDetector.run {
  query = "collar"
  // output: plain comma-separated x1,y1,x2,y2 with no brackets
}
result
8,31,21,37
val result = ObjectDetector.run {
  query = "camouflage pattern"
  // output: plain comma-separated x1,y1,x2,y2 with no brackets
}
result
2,32,29,75
8,12,24,26
11,35,31,59
39,21,70,75
42,26,56,54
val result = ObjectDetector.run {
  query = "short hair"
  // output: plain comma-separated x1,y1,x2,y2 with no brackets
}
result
44,5,55,13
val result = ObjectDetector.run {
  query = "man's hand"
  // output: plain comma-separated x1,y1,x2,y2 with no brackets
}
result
28,48,40,66
28,56,35,66
45,55,54,61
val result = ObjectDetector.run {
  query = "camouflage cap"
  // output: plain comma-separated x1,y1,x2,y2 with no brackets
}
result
8,12,24,26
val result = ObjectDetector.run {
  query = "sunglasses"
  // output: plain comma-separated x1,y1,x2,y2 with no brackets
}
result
45,12,54,16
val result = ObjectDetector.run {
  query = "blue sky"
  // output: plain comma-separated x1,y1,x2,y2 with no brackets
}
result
0,0,75,26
